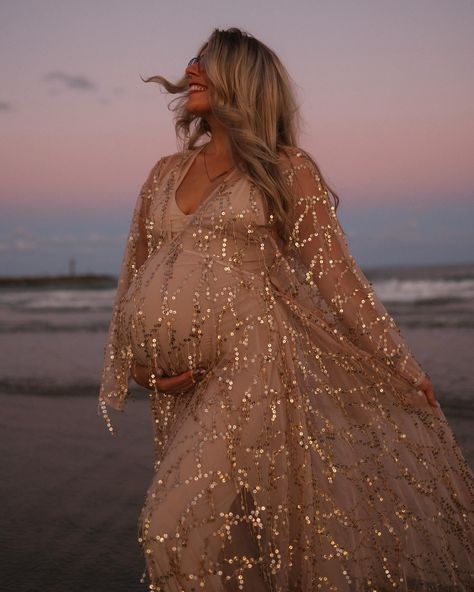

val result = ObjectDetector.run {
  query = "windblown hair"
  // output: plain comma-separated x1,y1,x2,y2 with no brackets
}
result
141,27,340,248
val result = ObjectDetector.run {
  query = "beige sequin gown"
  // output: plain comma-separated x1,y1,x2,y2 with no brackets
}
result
98,144,474,591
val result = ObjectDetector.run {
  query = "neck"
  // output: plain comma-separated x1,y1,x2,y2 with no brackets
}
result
203,115,232,159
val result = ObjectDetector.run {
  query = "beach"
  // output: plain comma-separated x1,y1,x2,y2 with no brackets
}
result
1,262,473,591
1,389,155,591
1,376,473,592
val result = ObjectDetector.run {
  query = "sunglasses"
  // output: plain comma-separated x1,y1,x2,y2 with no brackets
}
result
187,54,207,72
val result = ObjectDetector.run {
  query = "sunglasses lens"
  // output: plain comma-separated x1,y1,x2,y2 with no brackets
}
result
188,55,207,71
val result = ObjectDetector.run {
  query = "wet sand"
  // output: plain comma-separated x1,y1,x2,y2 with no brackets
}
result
1,387,473,592
0,390,154,592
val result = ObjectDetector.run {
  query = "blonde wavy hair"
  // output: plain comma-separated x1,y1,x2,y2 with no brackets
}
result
142,27,340,249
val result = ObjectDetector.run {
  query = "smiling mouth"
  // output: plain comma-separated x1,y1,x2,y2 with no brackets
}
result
188,84,207,94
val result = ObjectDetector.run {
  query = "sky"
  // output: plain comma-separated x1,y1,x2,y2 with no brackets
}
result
1,0,473,276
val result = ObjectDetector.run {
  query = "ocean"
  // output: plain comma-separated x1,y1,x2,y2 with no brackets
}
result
1,261,473,403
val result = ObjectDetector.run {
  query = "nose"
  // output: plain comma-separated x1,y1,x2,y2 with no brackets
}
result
185,61,199,77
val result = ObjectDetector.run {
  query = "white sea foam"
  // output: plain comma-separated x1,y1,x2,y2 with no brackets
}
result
0,278,473,314
373,278,474,303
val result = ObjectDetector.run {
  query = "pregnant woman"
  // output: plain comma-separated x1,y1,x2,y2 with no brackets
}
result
98,27,474,591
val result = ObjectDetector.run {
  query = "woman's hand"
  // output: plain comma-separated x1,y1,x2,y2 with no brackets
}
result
418,374,439,408
130,360,205,394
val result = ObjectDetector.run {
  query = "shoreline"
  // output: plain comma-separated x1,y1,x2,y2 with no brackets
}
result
2,387,473,464
0,383,472,414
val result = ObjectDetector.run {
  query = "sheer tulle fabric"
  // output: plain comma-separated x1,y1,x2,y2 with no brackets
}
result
98,145,474,590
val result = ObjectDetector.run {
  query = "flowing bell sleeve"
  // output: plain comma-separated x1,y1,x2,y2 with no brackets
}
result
282,148,426,390
97,158,164,434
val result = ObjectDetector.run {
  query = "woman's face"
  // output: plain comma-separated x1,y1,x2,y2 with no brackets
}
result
184,49,211,117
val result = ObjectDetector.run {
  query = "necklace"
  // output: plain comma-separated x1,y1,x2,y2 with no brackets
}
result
203,145,234,182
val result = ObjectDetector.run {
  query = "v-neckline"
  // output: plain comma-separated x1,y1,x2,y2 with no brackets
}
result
173,144,236,217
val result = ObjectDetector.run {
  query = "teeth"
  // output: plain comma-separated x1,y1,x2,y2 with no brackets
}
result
189,84,207,91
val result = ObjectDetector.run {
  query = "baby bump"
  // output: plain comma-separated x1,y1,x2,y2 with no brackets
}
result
122,250,218,376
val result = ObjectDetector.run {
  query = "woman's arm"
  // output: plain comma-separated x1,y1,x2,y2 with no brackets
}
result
281,149,432,394
98,157,164,415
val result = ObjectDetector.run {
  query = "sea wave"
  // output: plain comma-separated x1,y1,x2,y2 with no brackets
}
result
0,288,116,311
1,278,473,312
373,278,474,304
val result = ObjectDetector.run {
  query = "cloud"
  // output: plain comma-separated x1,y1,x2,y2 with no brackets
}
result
0,101,12,111
44,71,97,91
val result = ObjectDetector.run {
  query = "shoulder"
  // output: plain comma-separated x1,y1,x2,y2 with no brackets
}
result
277,145,318,168
153,149,182,172
149,147,198,179
276,145,322,181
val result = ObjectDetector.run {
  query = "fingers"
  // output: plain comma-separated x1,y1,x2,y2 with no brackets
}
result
423,381,438,408
426,387,438,408
130,361,167,390
153,367,206,394
416,374,438,409
134,368,159,390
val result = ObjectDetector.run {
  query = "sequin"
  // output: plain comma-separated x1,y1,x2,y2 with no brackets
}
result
98,145,474,590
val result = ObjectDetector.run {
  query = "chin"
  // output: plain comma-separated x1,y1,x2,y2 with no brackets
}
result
185,96,210,117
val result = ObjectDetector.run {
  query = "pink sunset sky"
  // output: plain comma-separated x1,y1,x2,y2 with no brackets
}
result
1,0,473,275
